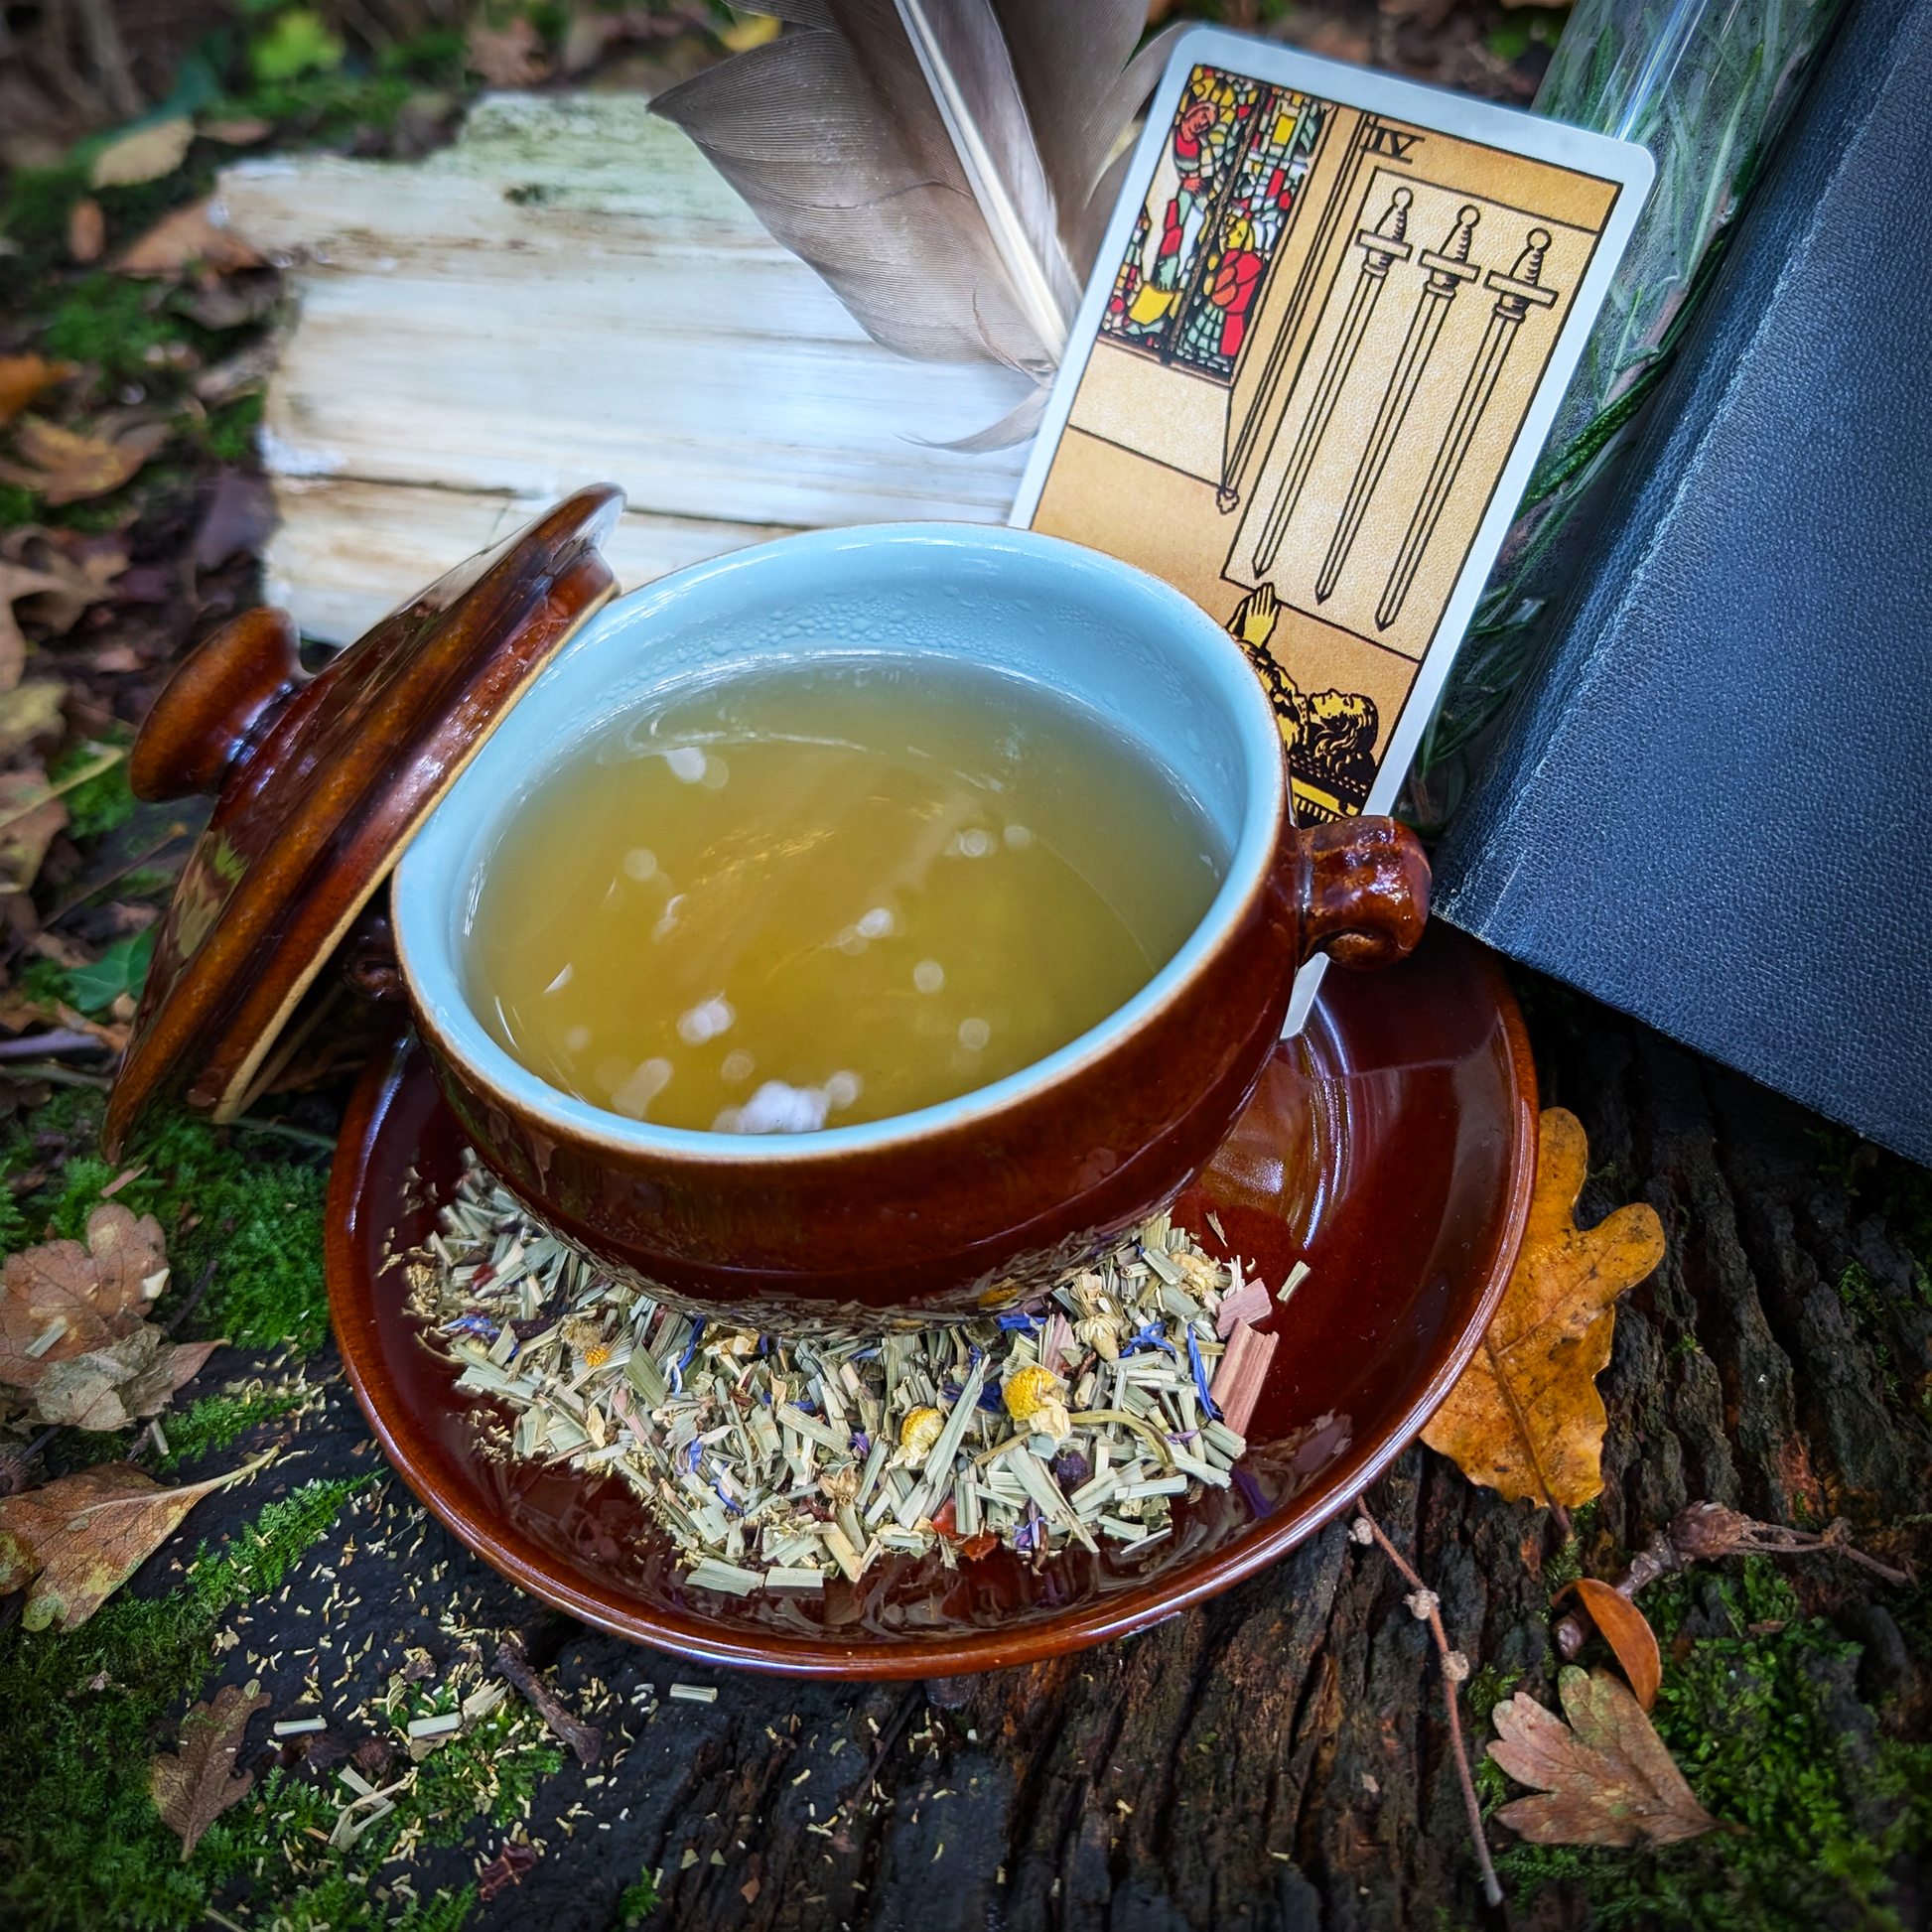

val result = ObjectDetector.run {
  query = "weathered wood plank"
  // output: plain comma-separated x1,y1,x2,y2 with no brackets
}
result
221,93,1035,641
263,478,795,643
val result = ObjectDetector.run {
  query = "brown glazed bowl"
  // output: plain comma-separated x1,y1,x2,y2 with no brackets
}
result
391,524,1426,1328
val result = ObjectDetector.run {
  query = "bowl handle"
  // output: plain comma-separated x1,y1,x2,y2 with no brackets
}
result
1294,816,1431,969
128,607,310,802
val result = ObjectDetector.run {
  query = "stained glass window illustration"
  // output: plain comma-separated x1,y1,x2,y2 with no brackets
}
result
1102,68,1326,381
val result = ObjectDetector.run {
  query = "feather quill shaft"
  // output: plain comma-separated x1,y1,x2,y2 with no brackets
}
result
652,0,1174,423
891,0,1076,360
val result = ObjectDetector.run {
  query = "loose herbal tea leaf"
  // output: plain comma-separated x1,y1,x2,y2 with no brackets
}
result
1421,1109,1666,1511
150,1680,271,1860
417,1155,1297,1593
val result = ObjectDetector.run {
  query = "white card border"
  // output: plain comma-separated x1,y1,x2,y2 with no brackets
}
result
1008,26,1654,1028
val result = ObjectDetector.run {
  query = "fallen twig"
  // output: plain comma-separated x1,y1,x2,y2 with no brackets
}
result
1558,1499,1910,1658
1352,1502,1502,1908
0,1031,108,1061
492,1634,601,1767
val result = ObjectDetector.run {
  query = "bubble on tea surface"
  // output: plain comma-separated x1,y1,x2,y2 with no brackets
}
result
651,895,683,943
698,755,730,790
621,847,657,882
665,746,707,783
730,1080,830,1134
721,1049,756,1083
958,1017,991,1052
610,1057,673,1119
543,963,574,996
1004,823,1035,851
952,827,994,858
564,1026,592,1054
676,996,735,1045
825,1070,863,1111
834,925,868,956
857,906,895,939
913,959,945,995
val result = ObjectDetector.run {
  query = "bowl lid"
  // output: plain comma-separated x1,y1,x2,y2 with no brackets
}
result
103,485,622,1156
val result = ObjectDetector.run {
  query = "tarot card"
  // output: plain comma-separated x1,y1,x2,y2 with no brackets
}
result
1012,29,1651,1016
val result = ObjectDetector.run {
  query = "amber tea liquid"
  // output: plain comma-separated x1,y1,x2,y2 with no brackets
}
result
467,656,1225,1132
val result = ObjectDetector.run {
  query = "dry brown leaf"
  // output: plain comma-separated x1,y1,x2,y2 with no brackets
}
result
30,1329,219,1431
0,682,69,763
0,1449,273,1631
2,527,128,634
0,565,67,689
0,1201,169,1389
90,116,195,189
0,764,68,892
1571,1577,1663,1710
0,354,78,428
1489,1665,1720,1848
116,200,262,279
1422,1109,1665,1510
69,198,105,263
0,417,172,507
152,1679,271,1859
200,117,273,146
467,15,549,84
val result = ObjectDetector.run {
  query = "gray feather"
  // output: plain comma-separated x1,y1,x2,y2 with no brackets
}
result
652,1,1176,369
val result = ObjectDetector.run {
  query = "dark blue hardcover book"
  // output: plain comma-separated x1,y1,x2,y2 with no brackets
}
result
1432,0,1932,1164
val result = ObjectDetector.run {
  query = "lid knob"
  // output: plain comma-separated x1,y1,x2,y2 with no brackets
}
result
128,607,309,802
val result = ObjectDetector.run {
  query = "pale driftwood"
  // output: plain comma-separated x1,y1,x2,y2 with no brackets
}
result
220,93,1035,643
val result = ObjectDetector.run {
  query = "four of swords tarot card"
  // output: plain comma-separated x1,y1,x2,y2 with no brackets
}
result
1012,28,1652,858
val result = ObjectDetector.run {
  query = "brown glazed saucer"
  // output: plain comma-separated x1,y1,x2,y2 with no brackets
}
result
328,922,1535,1677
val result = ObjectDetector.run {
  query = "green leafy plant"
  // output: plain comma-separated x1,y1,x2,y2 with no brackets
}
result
59,926,155,1016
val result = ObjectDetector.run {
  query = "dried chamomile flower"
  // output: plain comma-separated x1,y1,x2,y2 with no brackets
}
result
898,1406,944,1465
1003,1363,1070,1442
562,1314,612,1367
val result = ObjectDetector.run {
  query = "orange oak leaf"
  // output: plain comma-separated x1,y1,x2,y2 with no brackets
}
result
0,354,78,428
1571,1576,1663,1711
0,1201,169,1389
1489,1665,1720,1848
151,1679,271,1859
116,200,262,278
0,1449,273,1631
1421,1109,1665,1511
0,416,172,506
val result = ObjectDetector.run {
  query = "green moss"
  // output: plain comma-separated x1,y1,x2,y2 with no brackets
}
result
4,1102,330,1357
42,275,182,385
619,1871,663,1925
0,483,42,530
1495,1561,1930,1930
196,390,264,463
158,1384,307,1468
49,741,138,843
405,1699,564,1840
0,1477,366,1932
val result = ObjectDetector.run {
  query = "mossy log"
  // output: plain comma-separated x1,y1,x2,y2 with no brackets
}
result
414,970,1926,1931
57,968,1926,1931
